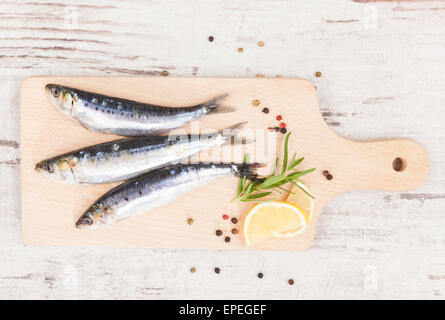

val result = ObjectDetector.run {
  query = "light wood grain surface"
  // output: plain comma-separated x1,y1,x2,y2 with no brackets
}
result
21,77,429,250
1,0,445,299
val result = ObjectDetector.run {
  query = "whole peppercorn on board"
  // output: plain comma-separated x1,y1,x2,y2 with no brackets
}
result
21,77,429,250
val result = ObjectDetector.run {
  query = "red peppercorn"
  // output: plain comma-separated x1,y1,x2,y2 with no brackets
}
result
223,214,229,220
276,115,282,121
280,123,286,128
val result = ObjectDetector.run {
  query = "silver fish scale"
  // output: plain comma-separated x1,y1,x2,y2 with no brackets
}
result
80,163,243,228
36,132,233,185
53,85,225,136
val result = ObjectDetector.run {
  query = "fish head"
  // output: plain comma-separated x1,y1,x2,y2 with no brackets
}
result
45,84,76,117
35,158,77,183
76,205,109,230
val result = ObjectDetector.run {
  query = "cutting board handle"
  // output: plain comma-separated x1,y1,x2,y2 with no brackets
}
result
342,138,429,192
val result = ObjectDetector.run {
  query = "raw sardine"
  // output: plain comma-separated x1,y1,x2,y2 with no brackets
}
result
45,84,231,136
35,123,249,184
76,163,262,229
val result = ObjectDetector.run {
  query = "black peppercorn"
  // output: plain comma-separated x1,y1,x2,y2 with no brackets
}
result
214,267,220,274
280,127,287,134
257,272,264,279
327,174,333,180
224,236,231,243
262,107,269,114
288,279,294,285
215,230,222,236
231,217,238,224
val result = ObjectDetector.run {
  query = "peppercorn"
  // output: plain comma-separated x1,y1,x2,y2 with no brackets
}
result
223,214,229,220
288,279,294,285
275,127,280,132
262,107,269,114
252,99,260,107
161,70,168,76
257,272,264,279
231,228,238,235
215,230,222,236
280,123,286,128
315,71,322,78
214,267,220,274
231,217,238,224
280,127,287,134
327,174,333,180
208,36,214,42
258,41,264,47
190,267,196,273
238,47,243,53
323,170,329,177
187,218,193,225
276,115,282,121
224,236,231,243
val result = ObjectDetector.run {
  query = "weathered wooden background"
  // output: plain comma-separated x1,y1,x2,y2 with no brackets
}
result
1,0,445,299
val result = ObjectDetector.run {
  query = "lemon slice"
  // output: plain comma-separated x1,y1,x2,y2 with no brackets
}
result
273,182,315,239
243,201,309,246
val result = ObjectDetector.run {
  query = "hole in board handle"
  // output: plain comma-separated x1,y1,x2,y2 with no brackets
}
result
392,157,406,172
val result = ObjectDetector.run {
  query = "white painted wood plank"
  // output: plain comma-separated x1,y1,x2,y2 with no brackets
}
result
0,0,445,299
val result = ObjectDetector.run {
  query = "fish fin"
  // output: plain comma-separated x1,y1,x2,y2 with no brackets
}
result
202,93,234,114
219,122,254,145
234,162,265,181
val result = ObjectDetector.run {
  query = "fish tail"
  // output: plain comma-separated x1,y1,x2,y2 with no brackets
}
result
202,93,234,114
219,122,254,145
233,162,265,181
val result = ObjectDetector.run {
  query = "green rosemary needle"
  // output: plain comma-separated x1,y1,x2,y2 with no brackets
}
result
232,132,315,203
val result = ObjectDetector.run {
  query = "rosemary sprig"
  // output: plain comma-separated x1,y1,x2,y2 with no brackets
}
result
232,132,315,203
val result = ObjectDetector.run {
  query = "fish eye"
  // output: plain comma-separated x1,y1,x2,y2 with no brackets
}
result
51,87,60,98
45,162,54,173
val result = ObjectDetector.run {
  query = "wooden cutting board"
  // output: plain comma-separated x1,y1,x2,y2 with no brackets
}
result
21,77,429,250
